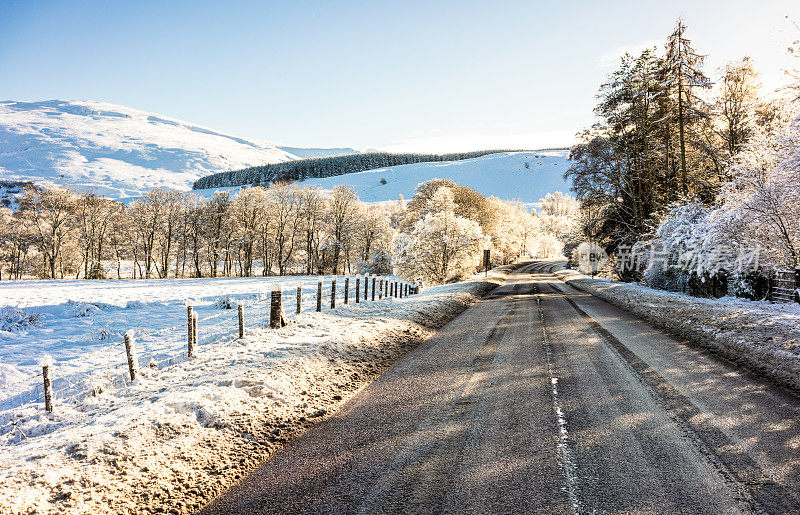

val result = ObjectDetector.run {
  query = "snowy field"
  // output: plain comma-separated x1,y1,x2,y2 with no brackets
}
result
194,150,572,205
0,267,514,514
0,274,401,402
554,267,800,391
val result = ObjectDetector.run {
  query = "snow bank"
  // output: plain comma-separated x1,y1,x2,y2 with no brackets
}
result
555,268,800,391
0,267,517,514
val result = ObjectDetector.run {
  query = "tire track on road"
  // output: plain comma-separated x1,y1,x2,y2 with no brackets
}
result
543,274,796,514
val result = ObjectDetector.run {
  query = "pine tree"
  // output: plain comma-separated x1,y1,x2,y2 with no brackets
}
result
663,20,712,196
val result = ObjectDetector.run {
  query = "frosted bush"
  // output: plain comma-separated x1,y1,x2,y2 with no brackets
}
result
213,295,238,309
0,306,41,332
70,301,103,317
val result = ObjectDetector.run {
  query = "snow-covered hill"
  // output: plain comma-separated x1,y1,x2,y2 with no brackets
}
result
301,150,572,204
0,100,572,204
0,100,356,199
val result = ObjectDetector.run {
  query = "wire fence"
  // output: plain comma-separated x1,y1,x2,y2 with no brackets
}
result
0,275,418,439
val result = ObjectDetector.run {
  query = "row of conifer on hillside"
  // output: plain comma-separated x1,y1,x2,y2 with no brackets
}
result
191,149,523,190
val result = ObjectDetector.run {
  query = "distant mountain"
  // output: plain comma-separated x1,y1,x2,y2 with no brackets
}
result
0,100,339,199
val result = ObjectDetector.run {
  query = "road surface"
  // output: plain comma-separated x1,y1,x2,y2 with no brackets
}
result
200,262,800,514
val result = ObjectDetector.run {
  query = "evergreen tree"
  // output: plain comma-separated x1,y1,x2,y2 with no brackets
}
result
662,20,712,196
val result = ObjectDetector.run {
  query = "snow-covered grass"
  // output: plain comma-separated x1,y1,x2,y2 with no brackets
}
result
0,275,403,399
0,266,515,514
554,267,800,391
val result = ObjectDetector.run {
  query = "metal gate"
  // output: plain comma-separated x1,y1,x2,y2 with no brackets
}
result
771,269,799,303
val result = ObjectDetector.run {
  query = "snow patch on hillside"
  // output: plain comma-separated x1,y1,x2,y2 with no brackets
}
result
194,150,573,204
302,150,571,204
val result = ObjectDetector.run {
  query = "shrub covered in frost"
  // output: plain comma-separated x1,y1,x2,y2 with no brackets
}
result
70,301,103,317
213,295,238,309
0,306,41,332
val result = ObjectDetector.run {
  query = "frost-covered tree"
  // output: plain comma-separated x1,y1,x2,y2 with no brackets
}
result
716,122,800,268
204,191,233,277
267,183,303,276
298,186,325,274
0,207,36,280
327,185,359,274
393,189,485,284
231,187,268,276
22,185,77,279
75,192,121,279
715,57,760,161
538,192,579,238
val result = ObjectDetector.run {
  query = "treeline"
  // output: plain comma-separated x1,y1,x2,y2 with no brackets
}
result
0,184,396,281
566,19,800,297
192,149,522,190
0,181,578,284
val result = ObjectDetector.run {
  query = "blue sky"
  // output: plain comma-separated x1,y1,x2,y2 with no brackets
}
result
1,0,797,152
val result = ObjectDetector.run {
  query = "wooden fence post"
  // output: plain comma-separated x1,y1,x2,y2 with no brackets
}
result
42,363,54,413
271,286,287,328
795,267,800,303
317,280,323,312
355,277,360,303
344,276,350,304
187,304,194,353
189,312,198,357
372,276,376,301
124,330,139,380
238,304,244,338
296,284,302,314
331,279,337,309
364,274,369,300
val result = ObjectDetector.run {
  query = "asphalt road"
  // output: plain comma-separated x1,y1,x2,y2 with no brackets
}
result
200,262,800,514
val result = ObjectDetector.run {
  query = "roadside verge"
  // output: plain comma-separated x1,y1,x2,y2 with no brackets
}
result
553,266,800,393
